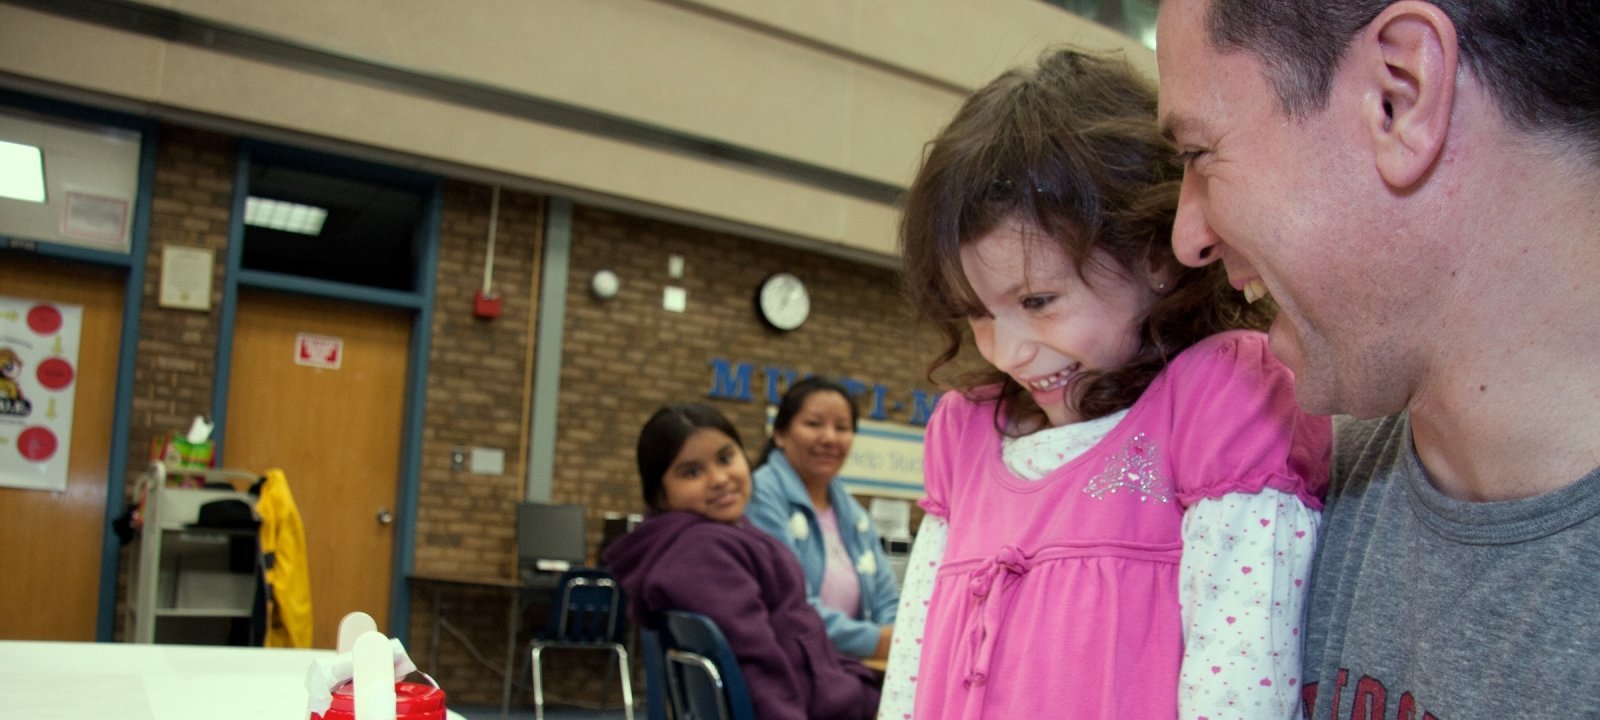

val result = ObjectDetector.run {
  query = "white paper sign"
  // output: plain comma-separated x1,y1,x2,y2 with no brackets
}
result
159,245,215,311
294,333,343,370
60,191,130,244
0,295,83,492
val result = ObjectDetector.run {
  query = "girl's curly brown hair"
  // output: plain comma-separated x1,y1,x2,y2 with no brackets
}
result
899,47,1273,434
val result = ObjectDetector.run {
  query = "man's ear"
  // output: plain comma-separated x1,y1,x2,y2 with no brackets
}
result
1360,1,1458,189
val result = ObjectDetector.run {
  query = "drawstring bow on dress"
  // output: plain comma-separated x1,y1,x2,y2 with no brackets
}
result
963,544,1034,690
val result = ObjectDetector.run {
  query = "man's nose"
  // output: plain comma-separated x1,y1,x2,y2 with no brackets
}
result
1172,172,1221,268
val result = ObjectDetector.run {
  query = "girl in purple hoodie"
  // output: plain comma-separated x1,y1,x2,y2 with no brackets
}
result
603,402,880,720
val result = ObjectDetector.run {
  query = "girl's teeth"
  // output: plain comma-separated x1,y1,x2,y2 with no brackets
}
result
1243,279,1270,304
1031,368,1076,391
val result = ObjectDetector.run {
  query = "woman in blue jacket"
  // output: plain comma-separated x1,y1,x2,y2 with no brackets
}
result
747,377,900,660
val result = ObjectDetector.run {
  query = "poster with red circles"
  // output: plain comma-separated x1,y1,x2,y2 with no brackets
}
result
0,295,82,492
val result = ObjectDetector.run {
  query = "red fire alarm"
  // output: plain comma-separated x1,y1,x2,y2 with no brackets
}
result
473,290,502,319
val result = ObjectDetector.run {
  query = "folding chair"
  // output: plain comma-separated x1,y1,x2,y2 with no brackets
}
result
530,568,634,720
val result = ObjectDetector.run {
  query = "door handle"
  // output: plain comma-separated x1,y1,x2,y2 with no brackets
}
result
376,507,394,525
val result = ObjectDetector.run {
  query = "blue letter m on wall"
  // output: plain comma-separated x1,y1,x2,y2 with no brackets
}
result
707,358,754,401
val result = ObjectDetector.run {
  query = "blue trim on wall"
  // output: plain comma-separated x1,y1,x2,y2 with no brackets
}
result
0,237,134,268
0,90,161,642
240,138,442,191
214,139,438,645
855,425,927,442
235,269,426,309
98,117,157,643
389,179,442,646
837,476,924,494
209,148,253,459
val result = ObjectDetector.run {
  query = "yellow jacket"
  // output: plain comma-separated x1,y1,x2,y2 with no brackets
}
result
258,468,313,648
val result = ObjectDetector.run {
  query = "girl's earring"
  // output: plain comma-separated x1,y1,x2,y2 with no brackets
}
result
1155,281,1167,292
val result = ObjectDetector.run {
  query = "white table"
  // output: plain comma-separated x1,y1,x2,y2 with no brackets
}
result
0,641,467,720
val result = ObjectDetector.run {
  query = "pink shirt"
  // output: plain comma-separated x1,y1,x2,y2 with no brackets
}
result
816,507,863,618
914,331,1330,719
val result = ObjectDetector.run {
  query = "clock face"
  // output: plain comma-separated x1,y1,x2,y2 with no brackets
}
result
757,272,810,331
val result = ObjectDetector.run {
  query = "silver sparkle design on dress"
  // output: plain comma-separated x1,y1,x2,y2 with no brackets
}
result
1084,432,1170,502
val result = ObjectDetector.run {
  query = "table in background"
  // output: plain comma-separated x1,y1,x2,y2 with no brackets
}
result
408,572,561,719
0,640,467,720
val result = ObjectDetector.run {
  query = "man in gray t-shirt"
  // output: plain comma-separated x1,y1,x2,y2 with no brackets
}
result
1302,414,1600,717
1153,0,1600,717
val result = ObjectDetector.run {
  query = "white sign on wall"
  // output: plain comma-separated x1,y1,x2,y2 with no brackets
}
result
158,245,215,311
0,295,83,492
295,332,344,370
61,191,131,244
837,418,926,499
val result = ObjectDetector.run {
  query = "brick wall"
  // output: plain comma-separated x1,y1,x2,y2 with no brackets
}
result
113,126,237,641
557,206,942,532
414,181,542,580
111,123,941,710
407,182,544,704
410,204,943,708
130,126,236,475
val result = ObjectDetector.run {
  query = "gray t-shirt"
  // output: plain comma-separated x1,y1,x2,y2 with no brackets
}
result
1302,413,1600,719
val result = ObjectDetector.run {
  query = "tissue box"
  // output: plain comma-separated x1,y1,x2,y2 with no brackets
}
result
152,433,214,485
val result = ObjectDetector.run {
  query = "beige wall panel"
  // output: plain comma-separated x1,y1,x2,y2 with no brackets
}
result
680,0,1156,84
846,68,960,188
154,45,899,256
154,0,962,183
0,7,168,100
149,0,1149,184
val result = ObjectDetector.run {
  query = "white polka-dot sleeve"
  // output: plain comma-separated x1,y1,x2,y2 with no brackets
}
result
1178,489,1319,720
876,514,945,720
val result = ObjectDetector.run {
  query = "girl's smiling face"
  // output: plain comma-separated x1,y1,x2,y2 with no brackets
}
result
961,219,1160,427
661,428,752,524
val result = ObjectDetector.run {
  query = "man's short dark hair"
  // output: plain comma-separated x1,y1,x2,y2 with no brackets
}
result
1204,0,1600,160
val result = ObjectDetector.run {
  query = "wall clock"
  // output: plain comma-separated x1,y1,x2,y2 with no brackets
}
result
756,272,810,331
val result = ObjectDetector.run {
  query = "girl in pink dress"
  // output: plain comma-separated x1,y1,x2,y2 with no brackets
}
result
876,48,1331,720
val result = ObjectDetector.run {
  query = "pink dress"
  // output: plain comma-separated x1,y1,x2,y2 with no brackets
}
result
914,331,1330,719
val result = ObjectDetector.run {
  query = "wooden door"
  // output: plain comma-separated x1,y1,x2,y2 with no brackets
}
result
0,254,122,641
223,289,409,648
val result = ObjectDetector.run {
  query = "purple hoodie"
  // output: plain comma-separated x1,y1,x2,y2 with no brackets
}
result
603,510,880,720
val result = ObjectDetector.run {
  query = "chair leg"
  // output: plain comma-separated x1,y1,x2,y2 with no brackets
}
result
614,645,635,720
531,644,546,720
600,651,615,712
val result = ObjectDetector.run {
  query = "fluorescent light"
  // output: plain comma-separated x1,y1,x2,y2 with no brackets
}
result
0,139,46,203
245,196,328,235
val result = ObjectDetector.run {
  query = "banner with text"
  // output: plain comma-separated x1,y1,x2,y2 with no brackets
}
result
837,419,926,499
